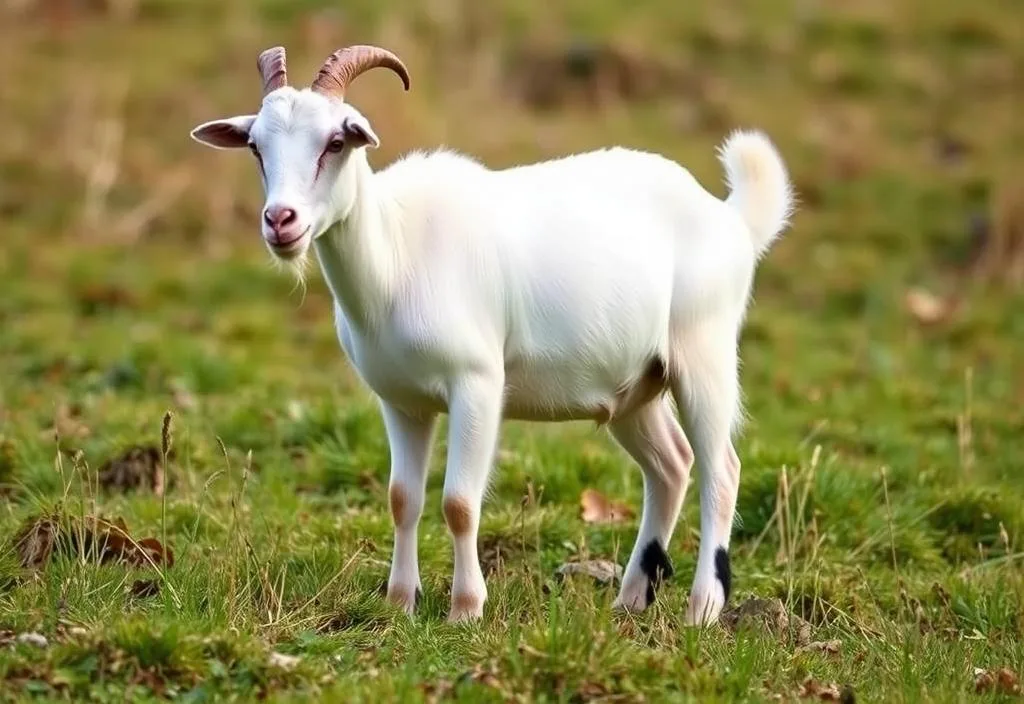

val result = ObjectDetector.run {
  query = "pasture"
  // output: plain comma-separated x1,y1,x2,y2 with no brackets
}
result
0,0,1022,700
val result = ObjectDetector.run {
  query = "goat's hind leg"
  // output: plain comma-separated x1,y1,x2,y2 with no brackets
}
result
610,396,694,612
671,324,743,626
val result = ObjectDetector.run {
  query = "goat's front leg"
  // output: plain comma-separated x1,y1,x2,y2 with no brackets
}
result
442,372,504,623
381,402,437,615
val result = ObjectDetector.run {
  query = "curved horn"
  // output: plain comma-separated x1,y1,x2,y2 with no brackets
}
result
257,46,288,95
311,45,411,101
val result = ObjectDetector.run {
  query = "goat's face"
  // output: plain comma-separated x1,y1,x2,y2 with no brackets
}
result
191,90,379,261
188,45,409,262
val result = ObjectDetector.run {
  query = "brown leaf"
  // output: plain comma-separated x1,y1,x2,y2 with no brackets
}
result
555,559,623,584
905,287,952,325
974,667,1021,695
580,489,634,523
132,537,175,568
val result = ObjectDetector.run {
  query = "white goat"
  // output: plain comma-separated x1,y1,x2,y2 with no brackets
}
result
191,45,794,625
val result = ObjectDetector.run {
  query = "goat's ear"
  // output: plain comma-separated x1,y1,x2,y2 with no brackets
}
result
190,115,257,149
343,115,380,150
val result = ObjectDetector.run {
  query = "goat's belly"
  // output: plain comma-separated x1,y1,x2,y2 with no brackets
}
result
501,356,669,424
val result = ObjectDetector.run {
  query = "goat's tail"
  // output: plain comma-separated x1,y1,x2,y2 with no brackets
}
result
717,129,795,258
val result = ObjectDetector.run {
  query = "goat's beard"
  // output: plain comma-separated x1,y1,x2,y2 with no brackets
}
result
269,248,313,305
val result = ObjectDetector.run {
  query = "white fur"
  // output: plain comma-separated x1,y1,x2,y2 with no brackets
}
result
192,84,794,625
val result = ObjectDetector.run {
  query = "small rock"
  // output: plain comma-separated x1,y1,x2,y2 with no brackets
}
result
555,559,623,584
17,632,48,648
268,651,300,670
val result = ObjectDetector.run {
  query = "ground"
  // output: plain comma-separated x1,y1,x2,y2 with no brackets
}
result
1,0,1023,701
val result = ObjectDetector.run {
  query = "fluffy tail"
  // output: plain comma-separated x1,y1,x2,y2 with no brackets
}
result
717,129,795,258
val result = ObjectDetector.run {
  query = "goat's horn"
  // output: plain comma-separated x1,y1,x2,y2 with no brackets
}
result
257,46,288,96
311,45,411,101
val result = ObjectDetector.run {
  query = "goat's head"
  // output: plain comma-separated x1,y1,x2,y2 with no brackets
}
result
190,45,410,261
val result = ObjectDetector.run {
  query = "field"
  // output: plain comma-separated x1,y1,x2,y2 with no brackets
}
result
1,0,1023,700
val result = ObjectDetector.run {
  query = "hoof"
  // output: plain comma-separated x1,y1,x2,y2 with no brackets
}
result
447,592,484,623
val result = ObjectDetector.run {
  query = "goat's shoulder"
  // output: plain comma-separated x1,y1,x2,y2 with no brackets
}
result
376,147,487,189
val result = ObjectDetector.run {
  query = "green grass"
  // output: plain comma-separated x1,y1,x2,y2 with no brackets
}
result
1,0,1023,700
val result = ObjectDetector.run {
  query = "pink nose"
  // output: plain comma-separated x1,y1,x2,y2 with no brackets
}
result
263,205,300,244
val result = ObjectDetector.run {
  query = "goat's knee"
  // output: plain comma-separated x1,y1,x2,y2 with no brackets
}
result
442,494,474,537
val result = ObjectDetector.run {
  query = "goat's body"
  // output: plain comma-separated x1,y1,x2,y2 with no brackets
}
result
326,147,754,427
191,47,793,626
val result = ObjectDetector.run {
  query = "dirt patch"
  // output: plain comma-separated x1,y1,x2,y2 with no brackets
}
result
720,597,813,646
507,40,690,111
97,444,172,495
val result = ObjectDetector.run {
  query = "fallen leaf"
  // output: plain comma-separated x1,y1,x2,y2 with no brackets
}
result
555,559,623,584
905,287,951,325
974,667,1020,695
580,489,634,523
797,639,842,655
131,537,175,568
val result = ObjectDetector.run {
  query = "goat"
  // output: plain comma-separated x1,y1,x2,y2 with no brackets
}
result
190,45,794,625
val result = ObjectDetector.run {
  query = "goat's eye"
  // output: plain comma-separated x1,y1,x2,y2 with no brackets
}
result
248,142,260,156
325,138,345,153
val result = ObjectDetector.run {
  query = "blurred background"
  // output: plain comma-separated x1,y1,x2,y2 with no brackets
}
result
0,0,1022,544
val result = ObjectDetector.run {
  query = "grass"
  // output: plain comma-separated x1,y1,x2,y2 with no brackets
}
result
1,0,1023,700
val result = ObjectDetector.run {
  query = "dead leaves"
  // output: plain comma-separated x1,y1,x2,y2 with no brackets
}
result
974,667,1020,695
12,512,174,571
97,445,169,495
580,489,634,524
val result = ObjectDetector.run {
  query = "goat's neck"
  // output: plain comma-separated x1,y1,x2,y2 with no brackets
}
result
313,151,404,334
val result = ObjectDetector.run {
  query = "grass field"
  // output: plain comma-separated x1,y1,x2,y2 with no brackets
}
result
1,0,1023,700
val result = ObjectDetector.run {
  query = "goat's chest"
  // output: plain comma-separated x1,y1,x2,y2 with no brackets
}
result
332,304,461,415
